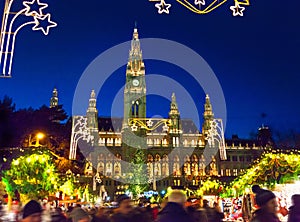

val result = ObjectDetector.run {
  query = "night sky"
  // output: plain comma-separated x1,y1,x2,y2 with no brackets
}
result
0,0,299,138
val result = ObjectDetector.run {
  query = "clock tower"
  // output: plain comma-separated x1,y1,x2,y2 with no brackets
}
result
122,25,146,130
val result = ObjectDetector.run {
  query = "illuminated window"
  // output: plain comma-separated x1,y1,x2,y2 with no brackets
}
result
97,162,104,175
225,169,231,176
233,169,238,176
173,155,181,176
114,162,121,176
106,162,112,176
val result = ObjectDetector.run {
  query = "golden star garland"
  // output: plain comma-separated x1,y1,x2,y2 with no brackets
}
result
150,0,250,16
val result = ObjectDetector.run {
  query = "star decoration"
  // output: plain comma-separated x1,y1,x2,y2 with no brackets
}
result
155,0,171,14
78,126,85,133
146,119,153,127
131,125,138,131
23,0,48,16
194,0,205,6
162,124,169,132
230,2,245,16
32,13,57,35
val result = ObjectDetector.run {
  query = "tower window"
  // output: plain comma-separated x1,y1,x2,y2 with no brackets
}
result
131,101,139,117
136,103,139,116
131,104,135,116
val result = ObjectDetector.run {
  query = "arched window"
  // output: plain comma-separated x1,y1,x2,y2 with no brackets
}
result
162,138,168,146
131,100,139,117
107,154,113,161
97,162,104,175
192,154,198,176
98,153,105,162
162,154,169,176
114,162,121,176
114,153,122,176
173,155,181,177
191,140,195,147
184,139,188,147
115,138,121,146
154,154,161,177
106,162,112,176
147,154,154,178
184,155,191,175
210,156,218,176
199,155,206,176
115,153,122,160
148,154,154,162
99,138,105,146
147,139,153,146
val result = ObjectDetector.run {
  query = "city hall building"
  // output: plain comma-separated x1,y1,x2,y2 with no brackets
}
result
64,27,269,198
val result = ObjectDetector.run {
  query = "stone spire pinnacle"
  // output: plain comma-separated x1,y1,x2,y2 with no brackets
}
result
169,93,180,116
87,89,98,131
88,90,97,109
50,88,58,108
203,94,214,136
129,24,142,66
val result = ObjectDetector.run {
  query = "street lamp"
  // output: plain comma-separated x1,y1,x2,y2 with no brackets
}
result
28,132,45,147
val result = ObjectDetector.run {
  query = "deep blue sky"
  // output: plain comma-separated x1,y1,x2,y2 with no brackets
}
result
0,0,299,138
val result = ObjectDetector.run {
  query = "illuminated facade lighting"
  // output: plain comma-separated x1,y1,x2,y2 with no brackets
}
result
0,0,57,77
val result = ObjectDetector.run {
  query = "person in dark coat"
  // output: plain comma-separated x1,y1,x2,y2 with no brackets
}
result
21,200,43,222
156,190,194,222
250,185,281,222
288,194,300,222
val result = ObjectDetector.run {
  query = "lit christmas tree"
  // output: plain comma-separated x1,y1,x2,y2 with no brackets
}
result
127,149,149,198
2,152,60,203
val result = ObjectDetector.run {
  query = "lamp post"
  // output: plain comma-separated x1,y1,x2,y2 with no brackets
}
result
28,132,45,147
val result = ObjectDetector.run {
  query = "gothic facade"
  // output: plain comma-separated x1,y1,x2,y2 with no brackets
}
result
66,27,267,198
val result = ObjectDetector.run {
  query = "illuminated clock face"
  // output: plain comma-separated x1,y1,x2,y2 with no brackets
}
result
132,79,139,86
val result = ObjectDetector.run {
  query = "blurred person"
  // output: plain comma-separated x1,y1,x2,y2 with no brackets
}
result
159,197,168,210
110,194,133,222
130,206,152,222
288,194,300,222
202,199,224,222
70,207,91,222
186,203,208,222
250,185,281,222
156,190,193,222
21,200,43,222
91,207,110,222
51,207,67,222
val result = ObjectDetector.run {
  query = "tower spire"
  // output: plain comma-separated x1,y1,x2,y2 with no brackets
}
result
133,21,138,40
169,93,179,115
202,94,214,136
123,25,146,130
168,93,182,147
50,88,58,108
87,90,98,132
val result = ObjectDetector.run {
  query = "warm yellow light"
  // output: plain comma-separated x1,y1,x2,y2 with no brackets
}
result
26,157,31,163
36,132,45,140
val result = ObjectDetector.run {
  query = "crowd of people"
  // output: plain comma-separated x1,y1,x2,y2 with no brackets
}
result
4,185,300,222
